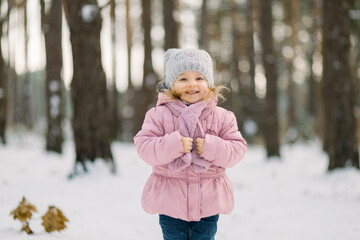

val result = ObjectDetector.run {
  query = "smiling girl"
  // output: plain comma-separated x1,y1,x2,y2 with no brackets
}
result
134,48,247,240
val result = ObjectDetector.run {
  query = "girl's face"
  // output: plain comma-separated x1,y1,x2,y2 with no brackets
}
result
172,70,209,104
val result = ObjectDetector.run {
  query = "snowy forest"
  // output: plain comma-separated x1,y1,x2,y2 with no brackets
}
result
1,0,360,239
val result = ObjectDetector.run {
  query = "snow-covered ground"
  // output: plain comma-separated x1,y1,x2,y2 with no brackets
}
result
1,133,360,240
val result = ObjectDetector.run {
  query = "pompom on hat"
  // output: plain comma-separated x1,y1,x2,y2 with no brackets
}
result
162,48,214,90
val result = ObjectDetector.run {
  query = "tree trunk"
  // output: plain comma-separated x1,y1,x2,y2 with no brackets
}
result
308,0,321,119
133,0,158,135
283,0,298,142
141,0,157,95
199,0,208,49
248,0,256,103
23,0,32,129
305,0,322,140
163,0,179,49
259,0,280,158
110,0,120,140
322,0,359,170
0,44,5,145
40,0,64,153
247,0,260,139
229,0,243,132
0,0,7,144
125,0,132,90
121,0,136,141
62,0,115,175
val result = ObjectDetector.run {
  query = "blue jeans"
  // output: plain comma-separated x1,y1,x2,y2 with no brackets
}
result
159,214,219,240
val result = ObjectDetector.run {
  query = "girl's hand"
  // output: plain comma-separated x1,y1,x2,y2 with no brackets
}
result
196,138,205,155
181,136,193,153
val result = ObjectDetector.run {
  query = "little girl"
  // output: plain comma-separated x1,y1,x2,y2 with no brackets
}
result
134,48,247,240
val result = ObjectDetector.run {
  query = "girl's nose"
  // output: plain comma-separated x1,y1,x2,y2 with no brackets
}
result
188,78,197,86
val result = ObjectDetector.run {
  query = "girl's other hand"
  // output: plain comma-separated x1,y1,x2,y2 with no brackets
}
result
196,138,205,155
181,136,193,153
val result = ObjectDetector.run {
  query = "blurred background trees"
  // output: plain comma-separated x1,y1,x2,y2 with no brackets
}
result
0,0,359,172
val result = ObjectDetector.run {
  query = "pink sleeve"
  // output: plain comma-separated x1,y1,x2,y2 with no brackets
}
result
133,108,184,166
201,111,247,168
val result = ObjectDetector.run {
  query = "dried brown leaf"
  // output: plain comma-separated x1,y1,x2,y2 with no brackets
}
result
10,197,37,222
21,222,34,235
41,206,69,233
10,197,37,234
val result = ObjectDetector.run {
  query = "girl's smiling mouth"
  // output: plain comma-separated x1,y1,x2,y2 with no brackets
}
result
186,91,199,94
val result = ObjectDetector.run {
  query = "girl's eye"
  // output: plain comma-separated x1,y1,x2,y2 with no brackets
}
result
179,78,187,81
196,77,204,81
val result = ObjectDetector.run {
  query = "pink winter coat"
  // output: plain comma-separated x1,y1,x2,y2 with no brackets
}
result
134,94,247,221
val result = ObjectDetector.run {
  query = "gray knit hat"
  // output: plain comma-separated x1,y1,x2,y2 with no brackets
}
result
163,48,214,90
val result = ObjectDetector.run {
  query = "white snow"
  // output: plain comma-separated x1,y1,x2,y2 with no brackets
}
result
81,4,98,23
1,134,360,240
50,95,60,118
49,80,60,92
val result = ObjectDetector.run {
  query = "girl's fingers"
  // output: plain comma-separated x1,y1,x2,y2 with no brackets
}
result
196,139,204,155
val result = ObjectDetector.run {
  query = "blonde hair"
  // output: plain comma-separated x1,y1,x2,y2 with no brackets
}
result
161,85,229,103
